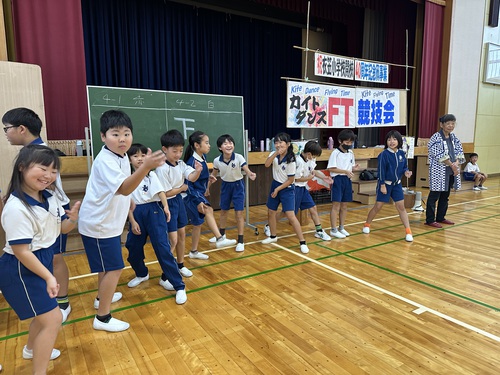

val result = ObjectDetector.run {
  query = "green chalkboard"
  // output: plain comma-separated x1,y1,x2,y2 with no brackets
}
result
86,86,245,162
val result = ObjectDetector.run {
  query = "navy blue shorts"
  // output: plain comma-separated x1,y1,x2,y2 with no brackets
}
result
50,233,68,255
167,195,188,232
220,180,245,211
463,172,475,181
376,182,404,203
330,175,353,202
183,195,209,226
266,180,295,212
294,186,315,214
0,248,58,320
81,235,125,273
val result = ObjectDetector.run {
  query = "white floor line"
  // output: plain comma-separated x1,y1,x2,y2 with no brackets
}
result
70,195,500,286
272,242,500,343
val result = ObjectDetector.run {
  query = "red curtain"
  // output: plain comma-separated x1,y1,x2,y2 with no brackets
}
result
12,0,88,140
418,1,444,138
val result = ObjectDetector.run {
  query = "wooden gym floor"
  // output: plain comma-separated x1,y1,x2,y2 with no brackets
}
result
0,178,499,374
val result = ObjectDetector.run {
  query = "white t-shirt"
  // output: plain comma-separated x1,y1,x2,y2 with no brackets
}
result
78,146,131,238
327,148,356,177
270,152,296,183
130,171,164,205
212,153,247,182
295,154,316,187
156,160,195,200
464,162,480,173
2,190,64,255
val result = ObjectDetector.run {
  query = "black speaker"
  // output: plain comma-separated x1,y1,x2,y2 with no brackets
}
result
489,0,499,27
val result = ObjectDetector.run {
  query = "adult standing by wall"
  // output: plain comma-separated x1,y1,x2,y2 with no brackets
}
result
425,114,465,228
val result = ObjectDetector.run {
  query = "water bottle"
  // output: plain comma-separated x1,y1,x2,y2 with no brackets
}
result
328,137,334,150
76,140,83,156
265,138,270,151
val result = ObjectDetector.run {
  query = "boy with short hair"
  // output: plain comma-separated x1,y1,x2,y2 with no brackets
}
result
156,129,202,278
78,110,165,332
2,107,73,323
327,129,359,239
463,153,488,191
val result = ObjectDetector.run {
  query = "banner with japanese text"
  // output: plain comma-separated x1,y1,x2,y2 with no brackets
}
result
354,61,389,83
355,87,405,127
314,52,354,81
287,81,356,128
286,81,406,129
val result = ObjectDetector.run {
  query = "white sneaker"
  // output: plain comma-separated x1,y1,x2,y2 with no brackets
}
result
208,236,217,243
339,229,350,237
362,226,370,234
60,304,71,323
179,267,193,277
300,244,309,254
264,224,271,237
330,230,346,239
235,243,245,252
189,251,209,260
176,289,187,304
127,274,149,288
23,345,61,360
215,235,237,248
314,231,331,241
262,236,277,244
159,278,175,291
405,233,414,242
93,316,130,332
473,186,480,191
479,186,488,190
94,292,123,309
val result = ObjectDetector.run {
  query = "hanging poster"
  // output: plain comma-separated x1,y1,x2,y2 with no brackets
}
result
287,81,356,128
286,81,406,129
355,87,405,127
354,60,389,83
314,52,355,81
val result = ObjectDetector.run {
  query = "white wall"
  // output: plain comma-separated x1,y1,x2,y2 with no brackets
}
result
446,0,486,143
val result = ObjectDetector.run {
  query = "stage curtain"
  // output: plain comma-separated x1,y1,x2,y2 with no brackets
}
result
11,0,88,141
81,0,302,142
418,0,444,138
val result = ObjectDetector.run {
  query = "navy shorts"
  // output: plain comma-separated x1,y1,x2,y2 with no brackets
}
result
294,186,315,214
376,182,404,203
183,195,209,226
0,247,58,320
220,180,245,211
463,172,475,181
167,195,188,232
50,233,68,255
266,180,295,212
81,235,125,273
330,175,353,202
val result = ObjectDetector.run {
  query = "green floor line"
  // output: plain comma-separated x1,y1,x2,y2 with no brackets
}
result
1,201,499,341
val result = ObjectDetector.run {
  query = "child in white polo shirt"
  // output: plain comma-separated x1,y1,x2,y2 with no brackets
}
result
183,131,237,259
78,110,165,332
208,134,256,252
125,143,187,304
0,145,80,373
262,132,310,254
327,129,359,239
156,129,203,277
